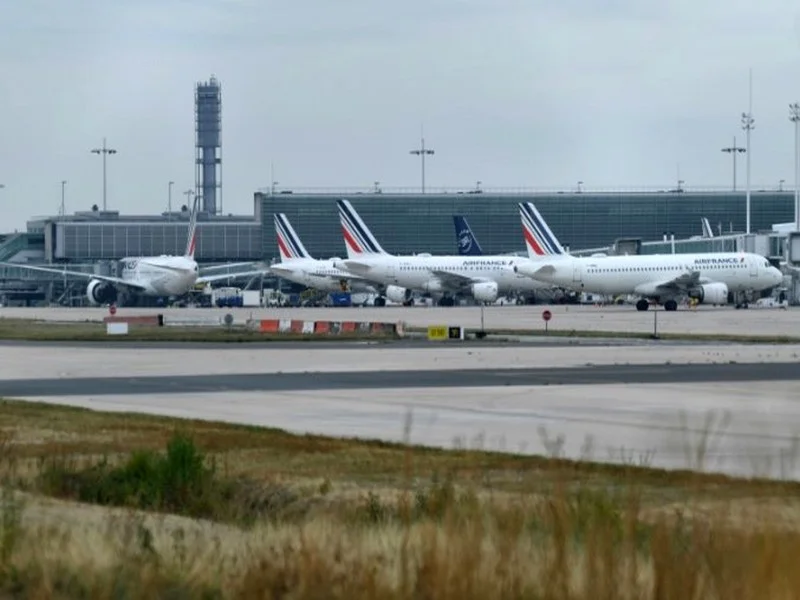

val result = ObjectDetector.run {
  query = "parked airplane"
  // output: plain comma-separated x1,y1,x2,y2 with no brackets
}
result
268,213,384,299
335,199,552,305
1,196,271,306
513,204,782,311
453,216,483,256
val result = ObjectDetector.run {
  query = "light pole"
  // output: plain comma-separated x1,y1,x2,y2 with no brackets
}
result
409,133,435,193
60,180,66,216
90,138,117,211
168,181,174,218
741,70,755,234
790,103,800,231
721,136,746,191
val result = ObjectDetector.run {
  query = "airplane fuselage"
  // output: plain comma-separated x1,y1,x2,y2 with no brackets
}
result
341,255,550,294
119,255,199,296
271,258,376,293
524,253,782,297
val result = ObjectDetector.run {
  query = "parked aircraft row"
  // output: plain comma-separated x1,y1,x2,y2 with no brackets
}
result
271,200,782,311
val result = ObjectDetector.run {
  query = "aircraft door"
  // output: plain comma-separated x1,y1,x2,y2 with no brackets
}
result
572,262,582,284
749,258,757,278
386,263,397,283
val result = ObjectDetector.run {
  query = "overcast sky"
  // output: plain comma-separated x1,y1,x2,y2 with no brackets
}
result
2,0,800,229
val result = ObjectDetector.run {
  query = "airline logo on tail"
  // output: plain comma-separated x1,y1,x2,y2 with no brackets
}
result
519,202,565,258
274,213,312,261
336,199,387,257
453,215,483,256
184,194,199,259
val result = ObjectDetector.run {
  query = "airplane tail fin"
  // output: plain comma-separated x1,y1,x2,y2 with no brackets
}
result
453,215,483,256
274,213,312,261
701,217,714,238
184,194,199,259
519,202,566,259
337,199,388,259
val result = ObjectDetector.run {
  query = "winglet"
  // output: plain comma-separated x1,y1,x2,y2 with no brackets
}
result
701,217,714,239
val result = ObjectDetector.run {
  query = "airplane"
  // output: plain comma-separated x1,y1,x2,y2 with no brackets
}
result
453,216,483,256
1,196,271,306
268,213,385,300
334,198,553,306
513,205,783,311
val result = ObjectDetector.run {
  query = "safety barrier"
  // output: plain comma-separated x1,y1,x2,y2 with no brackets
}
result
248,319,405,337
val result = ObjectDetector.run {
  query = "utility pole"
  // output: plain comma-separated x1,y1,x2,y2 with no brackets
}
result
90,137,117,211
183,189,194,211
409,128,434,193
790,103,800,231
741,69,755,234
60,180,66,217
721,136,746,191
168,181,174,219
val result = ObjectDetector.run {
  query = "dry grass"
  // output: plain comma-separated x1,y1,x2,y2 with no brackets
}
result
1,398,800,598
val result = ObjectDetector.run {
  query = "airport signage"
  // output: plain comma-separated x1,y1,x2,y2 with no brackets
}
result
542,310,552,322
427,325,464,341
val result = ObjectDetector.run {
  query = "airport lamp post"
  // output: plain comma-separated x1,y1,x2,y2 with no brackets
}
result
409,135,435,193
60,180,66,217
721,136,745,191
168,181,174,218
790,103,800,231
741,71,755,234
90,138,117,212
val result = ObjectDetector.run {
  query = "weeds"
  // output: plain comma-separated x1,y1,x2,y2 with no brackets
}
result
0,402,799,597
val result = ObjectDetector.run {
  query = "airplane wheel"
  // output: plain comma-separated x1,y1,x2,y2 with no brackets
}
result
664,300,678,311
636,299,649,311
374,297,386,307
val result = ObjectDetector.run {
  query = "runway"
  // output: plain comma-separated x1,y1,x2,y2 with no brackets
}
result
1,338,799,480
2,362,800,397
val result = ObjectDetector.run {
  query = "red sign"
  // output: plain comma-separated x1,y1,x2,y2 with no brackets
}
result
542,309,552,322
109,304,117,316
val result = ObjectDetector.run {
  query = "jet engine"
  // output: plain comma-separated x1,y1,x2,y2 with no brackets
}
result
385,285,411,304
86,279,118,306
471,281,499,303
690,282,728,305
421,280,444,294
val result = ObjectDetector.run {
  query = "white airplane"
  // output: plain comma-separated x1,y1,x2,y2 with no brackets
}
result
268,213,387,299
335,198,553,305
1,196,271,306
513,204,783,311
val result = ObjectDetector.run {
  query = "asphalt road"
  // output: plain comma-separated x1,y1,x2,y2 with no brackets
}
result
2,361,799,397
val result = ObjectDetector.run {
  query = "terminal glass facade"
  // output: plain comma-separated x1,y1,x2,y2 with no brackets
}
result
257,191,794,259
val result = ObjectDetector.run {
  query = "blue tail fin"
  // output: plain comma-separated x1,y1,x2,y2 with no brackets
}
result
453,216,483,256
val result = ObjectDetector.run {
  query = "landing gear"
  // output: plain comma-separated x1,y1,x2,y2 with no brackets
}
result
663,299,678,311
373,296,386,307
636,299,649,311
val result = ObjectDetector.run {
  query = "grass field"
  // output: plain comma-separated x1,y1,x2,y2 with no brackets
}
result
1,398,800,598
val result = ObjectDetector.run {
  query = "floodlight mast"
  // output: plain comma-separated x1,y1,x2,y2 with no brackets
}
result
741,70,755,234
409,132,435,193
90,137,117,211
721,136,745,191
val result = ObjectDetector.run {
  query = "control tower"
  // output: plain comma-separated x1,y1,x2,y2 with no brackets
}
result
195,75,222,214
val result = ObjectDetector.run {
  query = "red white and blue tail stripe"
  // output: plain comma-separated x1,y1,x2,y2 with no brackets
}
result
518,202,565,258
336,199,387,258
274,213,312,261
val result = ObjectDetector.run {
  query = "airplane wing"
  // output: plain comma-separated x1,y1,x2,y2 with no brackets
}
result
196,269,272,284
648,270,711,294
428,269,490,291
0,262,148,291
308,270,373,283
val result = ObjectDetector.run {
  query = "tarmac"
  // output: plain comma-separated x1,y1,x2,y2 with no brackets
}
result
1,303,799,337
1,338,800,480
